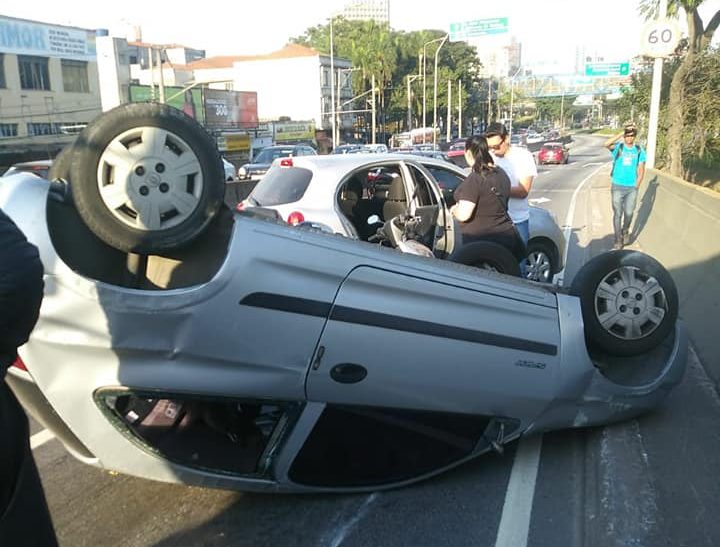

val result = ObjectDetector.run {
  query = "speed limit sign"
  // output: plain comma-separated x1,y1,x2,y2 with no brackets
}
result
641,19,681,57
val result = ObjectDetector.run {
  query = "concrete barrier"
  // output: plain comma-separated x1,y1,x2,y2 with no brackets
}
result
633,169,720,384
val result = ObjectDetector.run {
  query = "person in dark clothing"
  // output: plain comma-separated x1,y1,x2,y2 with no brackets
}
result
451,135,524,258
0,207,58,547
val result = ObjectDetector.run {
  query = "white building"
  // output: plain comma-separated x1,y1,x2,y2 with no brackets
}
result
189,44,355,139
0,15,102,157
342,0,390,24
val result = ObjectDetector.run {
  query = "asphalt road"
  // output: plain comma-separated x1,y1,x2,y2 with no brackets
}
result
27,136,720,546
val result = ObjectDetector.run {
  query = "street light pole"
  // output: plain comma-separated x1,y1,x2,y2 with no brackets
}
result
432,34,448,147
508,67,522,139
406,74,421,130
422,36,446,143
329,17,336,148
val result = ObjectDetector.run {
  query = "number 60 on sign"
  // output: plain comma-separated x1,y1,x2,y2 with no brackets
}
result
641,19,681,58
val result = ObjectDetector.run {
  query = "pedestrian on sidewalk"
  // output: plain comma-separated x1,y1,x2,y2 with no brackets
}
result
604,124,646,249
0,208,58,547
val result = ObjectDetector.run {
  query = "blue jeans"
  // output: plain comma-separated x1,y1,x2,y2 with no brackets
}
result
514,220,529,275
611,184,637,239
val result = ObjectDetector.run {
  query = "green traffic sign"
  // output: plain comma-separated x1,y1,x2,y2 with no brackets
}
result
584,62,630,77
449,18,509,41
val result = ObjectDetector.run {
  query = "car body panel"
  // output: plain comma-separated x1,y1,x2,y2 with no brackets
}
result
248,154,566,277
0,173,687,493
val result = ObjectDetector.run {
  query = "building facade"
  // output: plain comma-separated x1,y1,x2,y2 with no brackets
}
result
0,15,102,163
341,0,390,24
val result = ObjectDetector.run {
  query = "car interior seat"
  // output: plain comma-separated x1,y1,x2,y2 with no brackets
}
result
382,174,407,222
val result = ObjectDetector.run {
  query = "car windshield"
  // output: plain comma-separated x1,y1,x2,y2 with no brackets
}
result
254,148,294,164
249,166,313,206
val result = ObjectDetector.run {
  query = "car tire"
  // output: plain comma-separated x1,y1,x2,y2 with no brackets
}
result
451,241,521,277
570,250,678,357
69,102,225,254
525,240,556,282
49,143,75,183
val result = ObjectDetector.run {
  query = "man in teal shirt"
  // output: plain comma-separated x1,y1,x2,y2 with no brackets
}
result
604,124,646,249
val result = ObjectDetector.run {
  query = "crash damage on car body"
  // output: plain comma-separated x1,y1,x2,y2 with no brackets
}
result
0,103,687,494
1,170,687,493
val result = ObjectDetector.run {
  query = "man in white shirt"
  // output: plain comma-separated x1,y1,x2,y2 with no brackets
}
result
484,122,537,246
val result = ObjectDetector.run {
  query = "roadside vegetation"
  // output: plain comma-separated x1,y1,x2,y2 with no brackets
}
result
291,1,719,190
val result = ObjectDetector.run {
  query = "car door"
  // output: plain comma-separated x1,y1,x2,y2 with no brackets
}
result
401,161,456,256
305,264,560,416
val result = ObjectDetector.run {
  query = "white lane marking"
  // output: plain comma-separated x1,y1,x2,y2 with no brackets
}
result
30,428,55,450
528,197,551,204
583,162,604,167
493,434,543,547
324,493,378,547
552,163,608,287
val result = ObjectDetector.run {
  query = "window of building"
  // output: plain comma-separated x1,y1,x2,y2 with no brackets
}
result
0,54,6,88
27,122,63,136
62,60,90,93
0,124,18,137
18,56,51,90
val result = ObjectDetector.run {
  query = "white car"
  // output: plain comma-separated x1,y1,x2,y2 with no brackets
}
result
244,154,566,282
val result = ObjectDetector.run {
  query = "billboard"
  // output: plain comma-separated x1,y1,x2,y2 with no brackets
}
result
0,16,96,60
204,89,258,129
274,121,315,142
129,85,205,124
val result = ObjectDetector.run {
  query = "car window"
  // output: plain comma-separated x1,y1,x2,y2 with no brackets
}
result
255,148,294,163
424,165,464,192
406,164,437,207
249,166,313,206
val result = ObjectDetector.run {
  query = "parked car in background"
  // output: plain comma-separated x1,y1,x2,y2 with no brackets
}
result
446,141,467,167
244,153,566,283
2,159,53,179
237,144,317,181
222,157,236,182
361,144,389,153
538,142,570,165
332,144,365,154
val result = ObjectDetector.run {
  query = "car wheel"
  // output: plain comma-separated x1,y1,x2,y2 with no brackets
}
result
69,102,225,254
451,241,521,277
525,240,555,282
49,143,75,183
570,250,678,357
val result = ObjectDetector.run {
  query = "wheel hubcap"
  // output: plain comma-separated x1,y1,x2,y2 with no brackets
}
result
593,265,668,340
96,126,203,231
525,250,552,282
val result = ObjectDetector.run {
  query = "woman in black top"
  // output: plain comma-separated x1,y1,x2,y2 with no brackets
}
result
450,134,522,256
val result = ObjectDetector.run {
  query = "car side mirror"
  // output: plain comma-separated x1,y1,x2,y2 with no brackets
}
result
367,215,381,225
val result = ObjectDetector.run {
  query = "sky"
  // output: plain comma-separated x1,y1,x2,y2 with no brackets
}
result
2,0,719,73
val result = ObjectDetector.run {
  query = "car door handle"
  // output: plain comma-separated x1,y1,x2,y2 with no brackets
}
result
329,363,368,384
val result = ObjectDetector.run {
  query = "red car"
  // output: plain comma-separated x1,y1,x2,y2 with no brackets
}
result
446,141,467,167
538,142,569,165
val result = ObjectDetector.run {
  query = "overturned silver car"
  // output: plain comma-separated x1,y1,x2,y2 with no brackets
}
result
2,103,686,493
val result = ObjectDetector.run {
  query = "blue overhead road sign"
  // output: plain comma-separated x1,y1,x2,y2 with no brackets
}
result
449,18,509,41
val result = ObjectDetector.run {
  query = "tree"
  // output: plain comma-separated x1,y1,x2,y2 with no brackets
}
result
290,22,484,139
640,0,720,177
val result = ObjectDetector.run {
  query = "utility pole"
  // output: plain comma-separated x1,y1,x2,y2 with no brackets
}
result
371,74,376,144
156,47,165,103
646,0,668,169
446,80,452,143
330,17,336,147
458,80,462,139
432,34,448,147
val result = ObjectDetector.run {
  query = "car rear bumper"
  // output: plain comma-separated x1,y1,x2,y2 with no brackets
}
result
528,296,688,433
6,367,96,462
